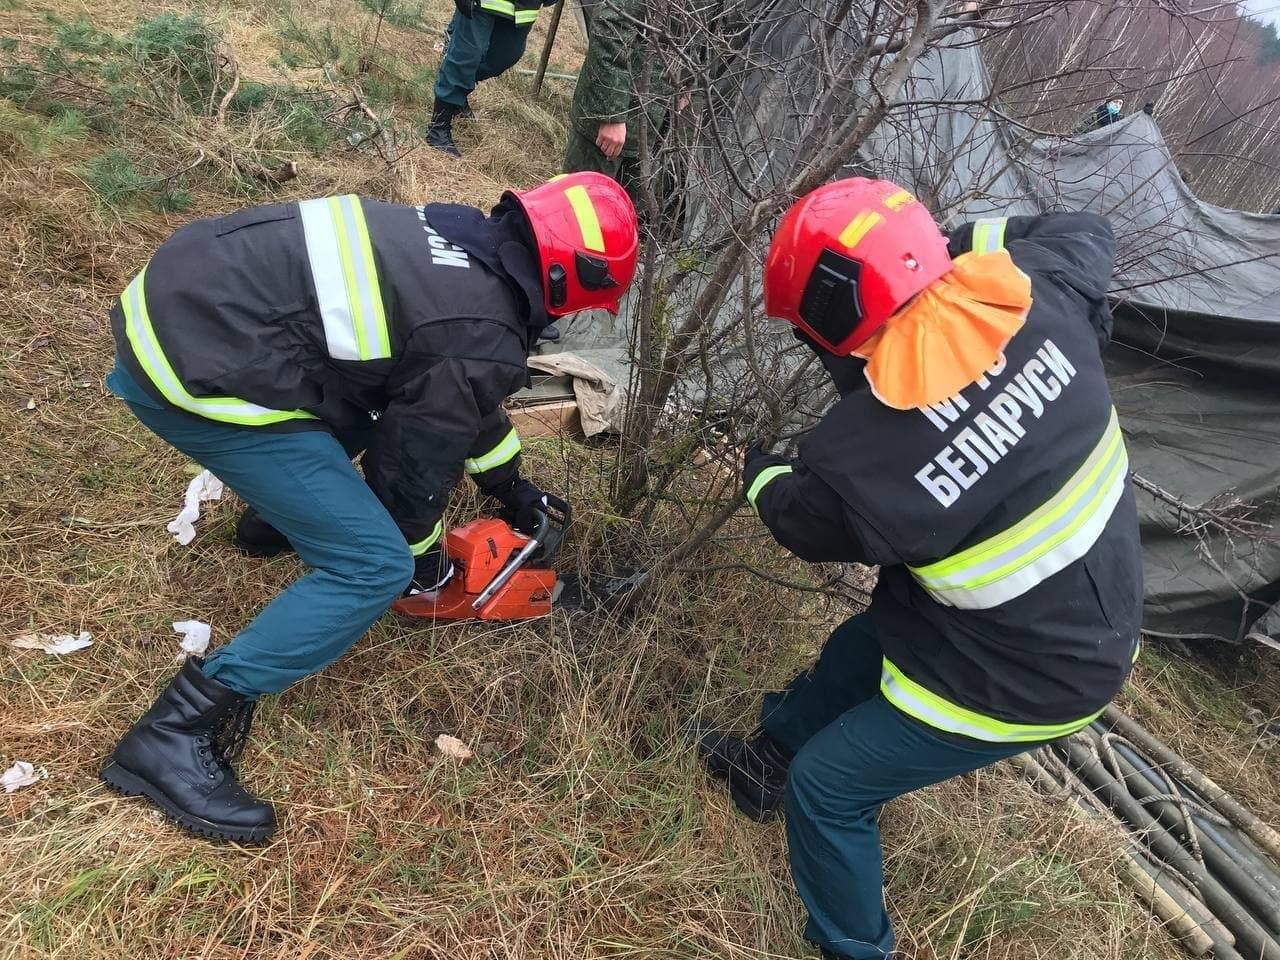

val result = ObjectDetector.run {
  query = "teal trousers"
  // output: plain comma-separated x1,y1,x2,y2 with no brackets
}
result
108,359,412,698
761,615,1035,958
433,9,532,108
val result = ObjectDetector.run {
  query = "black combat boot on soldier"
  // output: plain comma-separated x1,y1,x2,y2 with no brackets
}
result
234,506,292,557
698,728,794,822
425,98,461,158
100,658,275,843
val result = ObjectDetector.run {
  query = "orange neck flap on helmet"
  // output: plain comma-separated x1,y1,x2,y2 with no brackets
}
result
852,249,1032,410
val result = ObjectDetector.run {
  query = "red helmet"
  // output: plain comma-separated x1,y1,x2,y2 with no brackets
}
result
506,172,639,317
763,178,952,354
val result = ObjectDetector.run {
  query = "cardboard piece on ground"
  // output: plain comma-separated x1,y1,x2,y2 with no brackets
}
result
509,400,581,438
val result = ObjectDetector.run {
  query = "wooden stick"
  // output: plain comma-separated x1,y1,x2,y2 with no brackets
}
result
533,0,567,96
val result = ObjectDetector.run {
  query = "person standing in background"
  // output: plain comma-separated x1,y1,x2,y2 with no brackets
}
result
1076,95,1124,133
426,0,556,157
563,0,686,233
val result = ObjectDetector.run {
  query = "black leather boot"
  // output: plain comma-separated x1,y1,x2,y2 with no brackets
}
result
698,728,793,822
425,99,461,158
234,507,292,557
101,658,276,843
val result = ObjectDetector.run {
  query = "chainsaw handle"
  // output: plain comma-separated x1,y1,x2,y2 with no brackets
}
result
469,496,571,614
532,493,571,562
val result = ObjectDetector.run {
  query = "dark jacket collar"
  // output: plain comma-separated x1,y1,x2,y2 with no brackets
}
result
421,198,549,340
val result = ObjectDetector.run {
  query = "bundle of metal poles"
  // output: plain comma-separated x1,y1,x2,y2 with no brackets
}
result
1010,704,1280,959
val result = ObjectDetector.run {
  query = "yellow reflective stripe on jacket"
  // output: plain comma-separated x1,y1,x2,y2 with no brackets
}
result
747,465,792,513
299,196,391,362
971,217,1008,254
479,0,539,22
909,408,1128,610
465,427,521,474
121,269,315,427
409,520,444,556
881,657,1103,743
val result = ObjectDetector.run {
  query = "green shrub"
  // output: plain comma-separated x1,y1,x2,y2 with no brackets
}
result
128,13,221,106
52,16,116,56
282,101,335,149
155,188,193,212
355,0,428,31
0,99,87,158
228,80,276,113
80,149,146,205
47,107,87,139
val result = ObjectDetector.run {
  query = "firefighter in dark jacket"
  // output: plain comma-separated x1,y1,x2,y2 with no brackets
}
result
700,178,1142,959
100,172,639,843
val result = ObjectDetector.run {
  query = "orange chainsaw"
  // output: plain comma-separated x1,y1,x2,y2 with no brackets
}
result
392,496,570,622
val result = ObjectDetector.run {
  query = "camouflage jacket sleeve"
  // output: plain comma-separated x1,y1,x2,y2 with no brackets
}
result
571,0,640,128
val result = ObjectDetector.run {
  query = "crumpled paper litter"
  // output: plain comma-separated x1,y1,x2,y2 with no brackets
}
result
435,734,474,761
2,761,43,793
9,631,93,655
172,620,211,662
167,470,224,545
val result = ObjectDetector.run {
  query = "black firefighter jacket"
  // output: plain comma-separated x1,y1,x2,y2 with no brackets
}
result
110,194,546,556
746,213,1144,744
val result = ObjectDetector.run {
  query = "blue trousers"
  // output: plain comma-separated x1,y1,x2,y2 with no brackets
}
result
108,361,413,698
760,615,1033,959
433,9,532,108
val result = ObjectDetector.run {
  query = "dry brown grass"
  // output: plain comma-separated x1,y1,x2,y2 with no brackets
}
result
1,1,1276,957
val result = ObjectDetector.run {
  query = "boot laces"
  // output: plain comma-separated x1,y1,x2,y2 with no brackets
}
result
210,701,257,765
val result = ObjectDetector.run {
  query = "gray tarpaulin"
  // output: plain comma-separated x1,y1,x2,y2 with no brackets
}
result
549,16,1280,640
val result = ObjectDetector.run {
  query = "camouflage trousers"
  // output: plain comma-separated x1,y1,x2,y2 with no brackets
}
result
563,127,642,201
562,126,685,240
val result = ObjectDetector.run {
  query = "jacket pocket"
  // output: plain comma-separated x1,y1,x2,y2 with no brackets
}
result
214,202,297,236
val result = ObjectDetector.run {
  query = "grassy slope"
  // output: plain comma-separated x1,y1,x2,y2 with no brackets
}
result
1,1,1276,957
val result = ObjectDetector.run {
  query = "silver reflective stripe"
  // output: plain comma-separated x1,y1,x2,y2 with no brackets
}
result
121,270,312,426
910,409,1128,610
971,217,1008,254
298,196,390,361
300,198,358,360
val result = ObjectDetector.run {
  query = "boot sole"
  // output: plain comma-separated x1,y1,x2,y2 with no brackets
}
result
100,761,275,844
233,537,291,558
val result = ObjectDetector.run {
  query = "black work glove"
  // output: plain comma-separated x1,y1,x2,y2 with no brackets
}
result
404,545,454,597
743,441,789,492
742,442,788,512
454,0,474,17
487,477,551,537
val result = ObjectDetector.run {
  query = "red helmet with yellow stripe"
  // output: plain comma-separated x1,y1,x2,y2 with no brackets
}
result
764,178,952,354
507,172,639,317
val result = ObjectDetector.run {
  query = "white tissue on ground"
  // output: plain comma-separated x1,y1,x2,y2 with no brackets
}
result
9,631,93,655
2,761,43,793
172,620,211,662
167,469,224,545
